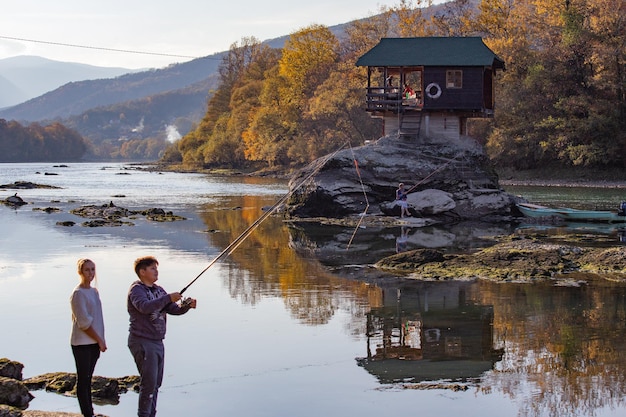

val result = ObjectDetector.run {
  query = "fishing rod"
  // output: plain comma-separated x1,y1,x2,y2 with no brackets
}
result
179,142,349,295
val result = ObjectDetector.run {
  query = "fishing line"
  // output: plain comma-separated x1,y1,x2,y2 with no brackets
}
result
179,142,348,295
345,152,457,250
405,156,457,194
346,143,369,250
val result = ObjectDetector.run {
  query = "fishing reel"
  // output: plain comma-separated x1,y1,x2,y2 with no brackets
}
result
180,297,194,308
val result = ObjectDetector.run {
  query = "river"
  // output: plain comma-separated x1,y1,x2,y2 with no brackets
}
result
1,162,625,417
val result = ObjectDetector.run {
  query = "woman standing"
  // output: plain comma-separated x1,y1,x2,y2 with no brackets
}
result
70,258,107,417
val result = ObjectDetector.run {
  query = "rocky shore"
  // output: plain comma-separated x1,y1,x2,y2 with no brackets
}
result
0,358,137,417
375,235,626,283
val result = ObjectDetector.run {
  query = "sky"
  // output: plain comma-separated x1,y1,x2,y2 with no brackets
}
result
0,0,446,70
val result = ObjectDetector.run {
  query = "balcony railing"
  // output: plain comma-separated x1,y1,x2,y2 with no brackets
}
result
365,87,423,113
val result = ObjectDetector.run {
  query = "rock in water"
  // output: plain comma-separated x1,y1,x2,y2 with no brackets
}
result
285,135,517,221
3,194,27,206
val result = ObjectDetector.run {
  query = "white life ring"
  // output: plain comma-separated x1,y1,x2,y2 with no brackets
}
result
425,83,442,99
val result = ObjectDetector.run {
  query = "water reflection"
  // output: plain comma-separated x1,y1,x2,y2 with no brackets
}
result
504,184,626,212
197,195,376,326
199,199,626,416
516,222,626,245
288,220,516,268
395,226,409,253
476,279,626,417
357,281,501,384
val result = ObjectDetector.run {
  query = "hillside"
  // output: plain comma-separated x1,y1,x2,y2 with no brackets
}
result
0,55,135,109
63,76,216,149
0,54,224,121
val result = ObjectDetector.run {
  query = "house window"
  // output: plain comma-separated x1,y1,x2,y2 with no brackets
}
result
446,70,463,89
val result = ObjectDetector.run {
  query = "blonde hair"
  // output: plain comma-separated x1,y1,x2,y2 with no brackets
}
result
77,258,92,273
77,258,97,286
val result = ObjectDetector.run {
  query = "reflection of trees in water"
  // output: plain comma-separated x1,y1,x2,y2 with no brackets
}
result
198,194,375,329
474,280,626,417
199,193,626,415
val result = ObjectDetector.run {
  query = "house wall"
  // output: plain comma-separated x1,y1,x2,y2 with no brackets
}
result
425,113,460,142
383,112,463,143
422,67,485,111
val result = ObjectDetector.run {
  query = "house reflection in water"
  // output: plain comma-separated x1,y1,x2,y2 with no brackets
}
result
357,281,503,384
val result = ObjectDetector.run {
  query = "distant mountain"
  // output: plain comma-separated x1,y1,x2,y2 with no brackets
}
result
62,76,217,148
0,54,224,122
0,55,136,109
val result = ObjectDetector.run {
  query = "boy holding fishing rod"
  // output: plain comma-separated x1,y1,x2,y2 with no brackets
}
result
127,256,197,417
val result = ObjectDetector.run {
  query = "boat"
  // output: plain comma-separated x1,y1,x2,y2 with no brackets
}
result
556,209,626,223
517,202,626,223
516,203,571,219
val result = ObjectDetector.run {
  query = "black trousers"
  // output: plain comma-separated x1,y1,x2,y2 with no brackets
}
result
71,343,101,417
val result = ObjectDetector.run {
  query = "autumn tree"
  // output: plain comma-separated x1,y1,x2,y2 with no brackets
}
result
243,25,342,167
174,37,278,168
0,119,87,162
482,0,626,169
431,0,478,36
387,0,435,37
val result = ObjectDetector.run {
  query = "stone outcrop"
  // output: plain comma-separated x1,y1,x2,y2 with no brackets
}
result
375,237,626,282
0,377,33,409
0,404,24,417
24,373,140,403
0,359,137,416
2,194,27,207
0,359,32,412
0,182,60,190
285,135,519,221
69,202,186,226
0,360,23,381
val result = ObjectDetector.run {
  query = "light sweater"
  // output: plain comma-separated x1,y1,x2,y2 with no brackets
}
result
70,286,105,346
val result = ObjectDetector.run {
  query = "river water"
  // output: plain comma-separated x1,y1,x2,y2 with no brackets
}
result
1,162,626,417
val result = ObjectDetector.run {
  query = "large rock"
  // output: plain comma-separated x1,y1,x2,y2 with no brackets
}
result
285,135,517,221
0,404,23,417
23,372,139,404
0,360,23,381
0,377,33,409
407,189,456,214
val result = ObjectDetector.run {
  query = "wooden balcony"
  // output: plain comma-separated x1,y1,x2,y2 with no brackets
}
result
365,87,423,114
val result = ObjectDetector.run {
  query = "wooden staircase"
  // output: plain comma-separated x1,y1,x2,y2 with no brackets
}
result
399,111,423,140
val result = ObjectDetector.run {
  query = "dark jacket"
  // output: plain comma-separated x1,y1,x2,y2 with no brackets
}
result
127,280,189,340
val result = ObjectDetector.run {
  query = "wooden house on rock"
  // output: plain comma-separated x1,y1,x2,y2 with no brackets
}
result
356,37,505,142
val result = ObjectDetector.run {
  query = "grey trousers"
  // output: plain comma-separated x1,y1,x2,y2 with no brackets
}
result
128,335,165,417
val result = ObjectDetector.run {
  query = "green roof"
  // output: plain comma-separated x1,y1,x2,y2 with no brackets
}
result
355,37,505,69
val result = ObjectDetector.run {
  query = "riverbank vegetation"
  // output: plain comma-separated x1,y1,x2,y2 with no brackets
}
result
161,0,625,176
0,119,87,162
